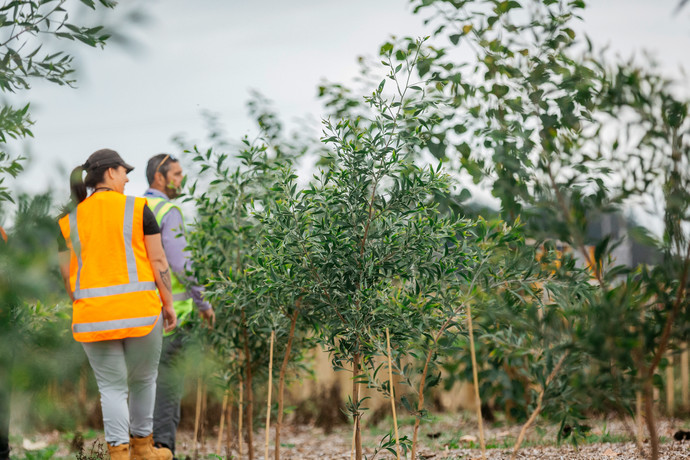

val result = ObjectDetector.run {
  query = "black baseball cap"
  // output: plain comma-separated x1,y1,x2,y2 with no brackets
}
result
83,149,135,173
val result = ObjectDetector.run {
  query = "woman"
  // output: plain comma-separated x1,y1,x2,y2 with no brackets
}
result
58,149,176,460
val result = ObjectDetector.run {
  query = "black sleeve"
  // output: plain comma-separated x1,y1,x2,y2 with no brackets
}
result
143,205,161,235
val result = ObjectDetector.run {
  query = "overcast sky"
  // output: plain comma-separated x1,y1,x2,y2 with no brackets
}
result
8,0,690,206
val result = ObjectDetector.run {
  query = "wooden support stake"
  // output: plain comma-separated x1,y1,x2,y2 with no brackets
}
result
350,411,358,460
239,377,244,460
511,352,568,460
200,382,208,449
350,373,360,460
226,392,234,457
636,390,644,447
635,309,645,449
682,343,689,409
666,351,674,417
386,328,401,460
217,391,229,455
265,331,275,460
466,303,486,460
193,377,203,459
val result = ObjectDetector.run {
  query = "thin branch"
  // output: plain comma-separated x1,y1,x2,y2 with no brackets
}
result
359,43,424,260
0,1,67,48
647,241,690,378
511,350,570,460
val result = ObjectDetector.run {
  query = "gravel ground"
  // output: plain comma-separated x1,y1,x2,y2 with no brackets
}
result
168,417,690,460
14,417,690,459
171,427,690,459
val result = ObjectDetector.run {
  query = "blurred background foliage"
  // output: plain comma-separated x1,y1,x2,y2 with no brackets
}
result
0,0,123,435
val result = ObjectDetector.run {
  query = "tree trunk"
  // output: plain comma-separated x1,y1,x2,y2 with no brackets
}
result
275,309,299,460
352,352,362,460
644,379,659,460
264,331,275,460
412,347,434,460
386,328,401,460
238,378,244,459
511,351,568,460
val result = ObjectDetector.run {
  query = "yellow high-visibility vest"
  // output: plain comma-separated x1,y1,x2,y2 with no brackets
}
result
146,196,194,329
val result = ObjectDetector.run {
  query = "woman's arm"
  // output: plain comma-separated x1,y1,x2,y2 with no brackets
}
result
145,233,176,333
58,251,74,302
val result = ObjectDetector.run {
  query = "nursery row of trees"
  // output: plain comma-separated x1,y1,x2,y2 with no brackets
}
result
180,1,690,460
0,1,688,460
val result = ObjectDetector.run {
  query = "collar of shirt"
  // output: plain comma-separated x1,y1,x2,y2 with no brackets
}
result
144,188,168,200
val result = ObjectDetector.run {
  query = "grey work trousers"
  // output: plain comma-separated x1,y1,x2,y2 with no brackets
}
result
82,316,163,446
152,331,187,454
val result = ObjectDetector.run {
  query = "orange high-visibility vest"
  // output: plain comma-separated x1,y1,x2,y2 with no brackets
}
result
58,191,161,342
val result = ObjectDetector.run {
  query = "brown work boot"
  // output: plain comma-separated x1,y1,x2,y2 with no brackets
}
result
130,434,172,460
107,443,129,460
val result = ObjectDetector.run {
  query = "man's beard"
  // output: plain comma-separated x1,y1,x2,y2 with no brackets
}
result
165,184,180,199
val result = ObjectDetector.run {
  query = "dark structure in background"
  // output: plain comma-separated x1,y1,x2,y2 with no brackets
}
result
584,212,662,268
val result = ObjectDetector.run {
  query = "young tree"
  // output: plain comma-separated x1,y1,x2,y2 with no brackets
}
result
254,40,522,460
186,135,317,460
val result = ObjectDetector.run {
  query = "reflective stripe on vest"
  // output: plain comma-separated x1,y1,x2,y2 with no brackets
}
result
72,314,160,333
147,197,179,227
69,196,156,300
69,211,83,292
151,199,167,219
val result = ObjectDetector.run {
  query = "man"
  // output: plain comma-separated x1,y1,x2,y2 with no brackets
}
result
144,154,215,457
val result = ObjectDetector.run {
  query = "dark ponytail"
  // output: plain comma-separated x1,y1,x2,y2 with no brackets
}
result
70,165,87,205
61,161,111,218
60,160,111,217
69,161,112,204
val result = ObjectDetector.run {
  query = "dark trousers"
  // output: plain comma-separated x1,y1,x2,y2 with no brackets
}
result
152,332,186,454
0,350,13,460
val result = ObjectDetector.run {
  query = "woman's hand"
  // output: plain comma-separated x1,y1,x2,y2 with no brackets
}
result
162,303,177,333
